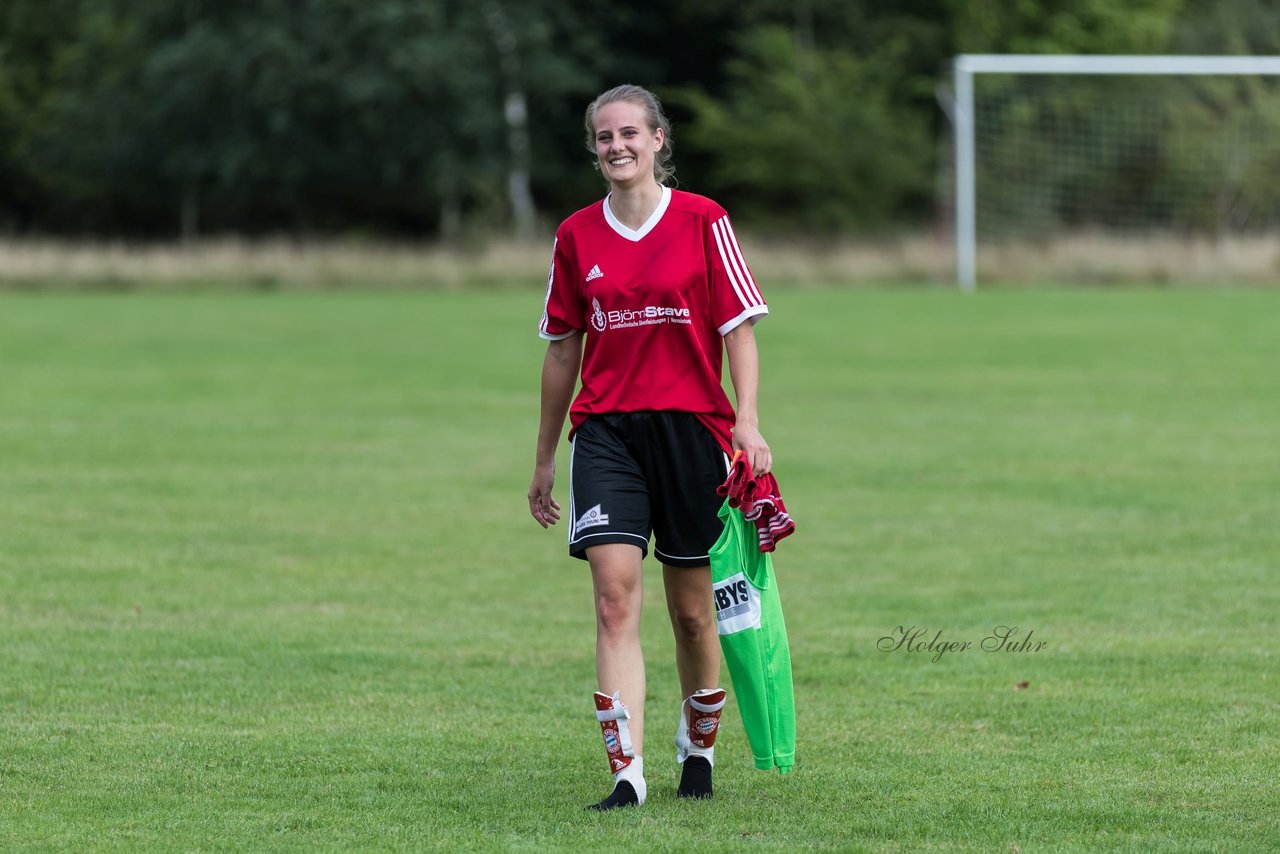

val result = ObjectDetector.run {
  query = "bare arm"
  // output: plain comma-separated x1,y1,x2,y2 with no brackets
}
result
528,333,583,527
725,321,771,474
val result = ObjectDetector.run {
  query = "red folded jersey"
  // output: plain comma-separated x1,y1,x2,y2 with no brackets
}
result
717,452,795,552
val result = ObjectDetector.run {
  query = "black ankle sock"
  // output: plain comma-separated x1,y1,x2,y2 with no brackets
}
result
587,779,639,811
677,756,713,799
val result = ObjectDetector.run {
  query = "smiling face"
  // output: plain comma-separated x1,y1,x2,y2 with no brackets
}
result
593,99,664,191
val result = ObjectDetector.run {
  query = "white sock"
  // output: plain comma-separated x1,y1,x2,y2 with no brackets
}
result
614,755,646,805
683,744,714,765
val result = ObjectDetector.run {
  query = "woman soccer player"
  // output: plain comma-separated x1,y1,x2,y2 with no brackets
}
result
528,84,771,810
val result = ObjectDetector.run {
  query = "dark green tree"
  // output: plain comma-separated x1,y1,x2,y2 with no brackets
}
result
679,24,933,231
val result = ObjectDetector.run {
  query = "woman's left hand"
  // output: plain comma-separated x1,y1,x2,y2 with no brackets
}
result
732,422,772,475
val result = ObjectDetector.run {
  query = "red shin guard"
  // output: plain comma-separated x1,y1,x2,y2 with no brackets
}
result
676,688,726,763
686,688,727,750
594,691,635,775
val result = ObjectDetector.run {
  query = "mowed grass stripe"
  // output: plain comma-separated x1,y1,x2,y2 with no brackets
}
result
1,289,1277,851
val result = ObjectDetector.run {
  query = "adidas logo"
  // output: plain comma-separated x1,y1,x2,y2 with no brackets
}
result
585,264,604,283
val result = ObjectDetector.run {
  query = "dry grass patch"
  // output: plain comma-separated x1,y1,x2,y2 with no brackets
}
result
1,231,1278,288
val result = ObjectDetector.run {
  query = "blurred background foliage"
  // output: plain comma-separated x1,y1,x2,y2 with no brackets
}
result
0,0,1277,238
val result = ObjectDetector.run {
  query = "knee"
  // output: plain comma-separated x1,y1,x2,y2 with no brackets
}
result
596,589,639,638
672,607,714,643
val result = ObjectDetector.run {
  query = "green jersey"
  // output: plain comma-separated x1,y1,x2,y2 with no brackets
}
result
709,499,796,773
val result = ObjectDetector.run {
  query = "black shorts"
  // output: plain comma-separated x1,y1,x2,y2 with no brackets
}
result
568,412,730,568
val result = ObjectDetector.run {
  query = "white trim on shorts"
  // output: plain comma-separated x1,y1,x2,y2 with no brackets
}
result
567,435,576,547
654,548,711,563
573,531,651,548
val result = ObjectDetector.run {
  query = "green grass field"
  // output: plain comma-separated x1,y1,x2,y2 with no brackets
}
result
2,288,1278,851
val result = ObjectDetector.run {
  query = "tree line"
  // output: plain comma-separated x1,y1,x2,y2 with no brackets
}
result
1,0,1276,239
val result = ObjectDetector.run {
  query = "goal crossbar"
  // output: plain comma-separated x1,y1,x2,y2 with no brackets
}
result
956,54,1280,77
951,54,1280,289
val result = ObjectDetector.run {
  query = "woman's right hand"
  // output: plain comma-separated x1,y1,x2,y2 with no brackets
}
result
528,462,561,528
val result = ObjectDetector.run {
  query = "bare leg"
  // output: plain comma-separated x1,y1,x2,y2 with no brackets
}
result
588,543,646,756
663,564,720,698
664,563,722,798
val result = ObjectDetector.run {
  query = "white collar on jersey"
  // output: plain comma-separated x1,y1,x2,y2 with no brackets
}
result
602,185,671,242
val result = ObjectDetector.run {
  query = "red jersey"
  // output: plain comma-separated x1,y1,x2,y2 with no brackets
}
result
538,187,768,452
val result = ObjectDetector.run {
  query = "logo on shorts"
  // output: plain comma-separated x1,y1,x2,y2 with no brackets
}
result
574,504,610,535
590,298,607,332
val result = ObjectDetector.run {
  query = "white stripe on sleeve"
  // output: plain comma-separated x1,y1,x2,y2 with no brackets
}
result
538,237,559,337
721,217,764,304
711,218,754,309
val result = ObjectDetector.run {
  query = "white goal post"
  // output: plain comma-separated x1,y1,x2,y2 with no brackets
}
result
951,54,1280,290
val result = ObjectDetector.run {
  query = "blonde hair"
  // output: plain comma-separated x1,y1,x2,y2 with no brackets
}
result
584,84,675,185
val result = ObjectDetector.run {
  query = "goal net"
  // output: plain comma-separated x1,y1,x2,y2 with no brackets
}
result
945,55,1280,287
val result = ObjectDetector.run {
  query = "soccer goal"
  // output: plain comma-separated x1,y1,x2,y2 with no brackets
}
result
947,54,1280,289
